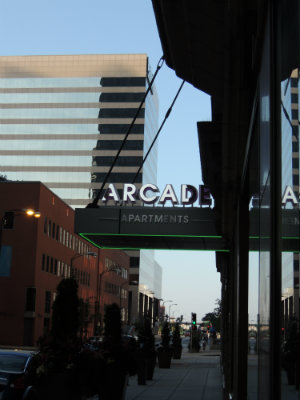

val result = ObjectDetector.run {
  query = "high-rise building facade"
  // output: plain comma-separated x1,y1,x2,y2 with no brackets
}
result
0,54,158,208
0,54,161,324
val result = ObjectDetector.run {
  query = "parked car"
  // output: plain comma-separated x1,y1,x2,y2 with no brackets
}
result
87,336,103,345
0,349,37,400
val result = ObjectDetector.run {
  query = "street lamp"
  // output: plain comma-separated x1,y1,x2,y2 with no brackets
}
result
169,303,178,321
0,208,41,256
69,251,97,338
70,251,97,280
96,265,121,334
162,300,172,321
163,300,173,307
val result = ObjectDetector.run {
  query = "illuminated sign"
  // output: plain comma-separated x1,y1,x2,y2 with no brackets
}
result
74,206,226,251
102,184,212,207
282,186,300,205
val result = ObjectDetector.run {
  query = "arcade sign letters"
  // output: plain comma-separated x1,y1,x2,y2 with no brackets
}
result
102,183,212,207
282,185,300,205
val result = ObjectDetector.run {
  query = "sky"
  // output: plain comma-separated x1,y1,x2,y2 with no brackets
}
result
0,0,221,322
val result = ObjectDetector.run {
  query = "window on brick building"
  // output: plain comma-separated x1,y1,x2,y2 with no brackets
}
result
45,291,51,313
25,288,36,312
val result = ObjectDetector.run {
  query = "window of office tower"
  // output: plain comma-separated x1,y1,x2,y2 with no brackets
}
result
278,1,300,397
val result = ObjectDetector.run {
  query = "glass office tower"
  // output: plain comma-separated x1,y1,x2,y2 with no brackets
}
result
0,54,158,209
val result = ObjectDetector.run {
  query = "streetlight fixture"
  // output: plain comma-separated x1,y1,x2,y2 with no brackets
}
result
161,300,172,321
169,303,178,321
96,265,121,334
70,251,97,279
1,208,41,227
22,209,41,218
0,208,41,256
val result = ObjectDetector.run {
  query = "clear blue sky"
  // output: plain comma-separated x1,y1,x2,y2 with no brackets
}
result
0,0,221,322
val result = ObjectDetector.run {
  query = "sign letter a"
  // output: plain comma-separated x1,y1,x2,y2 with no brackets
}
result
102,184,120,203
282,185,298,205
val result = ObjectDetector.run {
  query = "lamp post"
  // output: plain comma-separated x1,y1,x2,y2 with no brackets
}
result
70,251,97,280
169,303,178,322
162,300,172,321
0,208,41,256
97,266,120,334
70,251,97,339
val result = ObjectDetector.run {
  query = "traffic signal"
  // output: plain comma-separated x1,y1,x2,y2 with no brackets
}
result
191,313,197,329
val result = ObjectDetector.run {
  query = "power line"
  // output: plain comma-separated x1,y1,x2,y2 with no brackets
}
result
131,80,185,185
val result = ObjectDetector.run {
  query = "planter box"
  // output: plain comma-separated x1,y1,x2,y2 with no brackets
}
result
157,350,172,368
172,346,182,359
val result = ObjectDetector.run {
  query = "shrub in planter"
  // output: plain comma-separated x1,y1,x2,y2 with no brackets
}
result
99,303,137,399
172,323,182,359
137,316,156,383
157,321,173,368
27,279,82,400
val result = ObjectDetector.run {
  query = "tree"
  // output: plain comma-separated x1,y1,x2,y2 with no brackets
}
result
202,298,221,333
0,174,8,181
51,278,80,343
103,303,122,346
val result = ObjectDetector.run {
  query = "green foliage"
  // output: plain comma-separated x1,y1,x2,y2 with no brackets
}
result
161,321,171,349
137,315,155,354
172,323,182,348
103,303,122,345
202,298,221,332
51,278,80,343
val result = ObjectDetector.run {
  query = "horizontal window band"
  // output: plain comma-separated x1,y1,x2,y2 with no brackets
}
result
90,183,142,190
0,134,144,140
0,102,144,109
0,150,143,156
63,199,92,205
100,77,145,87
0,109,144,119
100,93,145,102
98,109,144,118
0,118,144,124
46,182,142,189
95,140,143,150
92,172,142,183
92,156,143,166
98,124,144,134
3,166,141,172
0,87,145,94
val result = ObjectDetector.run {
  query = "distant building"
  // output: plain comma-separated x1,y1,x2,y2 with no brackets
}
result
0,181,129,346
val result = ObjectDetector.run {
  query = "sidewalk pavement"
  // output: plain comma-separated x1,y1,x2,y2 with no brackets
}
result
126,346,223,400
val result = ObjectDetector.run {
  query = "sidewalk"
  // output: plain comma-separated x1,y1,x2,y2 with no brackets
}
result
126,346,223,400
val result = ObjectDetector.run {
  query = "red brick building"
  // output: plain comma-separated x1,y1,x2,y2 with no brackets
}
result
0,181,129,346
